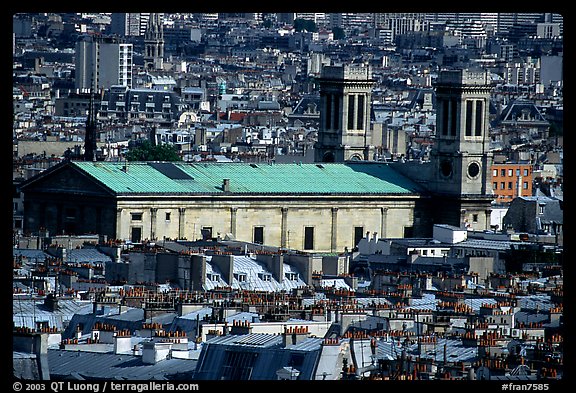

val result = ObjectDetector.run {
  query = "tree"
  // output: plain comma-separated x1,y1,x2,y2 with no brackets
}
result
262,18,273,29
124,140,182,161
548,122,563,137
294,18,317,33
332,27,345,40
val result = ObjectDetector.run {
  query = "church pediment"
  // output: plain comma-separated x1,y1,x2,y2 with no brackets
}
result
18,162,114,197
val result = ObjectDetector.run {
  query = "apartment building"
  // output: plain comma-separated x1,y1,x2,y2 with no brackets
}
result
491,162,533,204
75,35,133,91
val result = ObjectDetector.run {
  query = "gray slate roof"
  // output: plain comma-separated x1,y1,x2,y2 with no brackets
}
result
47,349,197,380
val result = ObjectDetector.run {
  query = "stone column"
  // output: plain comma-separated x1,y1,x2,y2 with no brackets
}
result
115,208,123,240
485,209,492,231
56,204,62,234
331,207,338,252
380,207,388,238
78,205,85,232
280,207,288,248
230,207,238,238
150,208,158,240
178,207,186,240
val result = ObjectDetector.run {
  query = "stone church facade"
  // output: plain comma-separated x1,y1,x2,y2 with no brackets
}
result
20,161,431,253
19,66,495,253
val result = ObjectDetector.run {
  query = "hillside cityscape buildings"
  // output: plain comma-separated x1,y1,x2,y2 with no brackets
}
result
12,12,564,385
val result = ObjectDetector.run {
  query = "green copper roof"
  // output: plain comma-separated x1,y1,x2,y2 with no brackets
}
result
71,161,425,196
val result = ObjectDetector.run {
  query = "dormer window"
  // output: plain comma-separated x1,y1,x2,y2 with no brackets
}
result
208,273,220,282
234,273,247,282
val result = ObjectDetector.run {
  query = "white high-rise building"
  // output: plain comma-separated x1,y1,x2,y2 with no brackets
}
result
373,13,428,44
295,13,328,26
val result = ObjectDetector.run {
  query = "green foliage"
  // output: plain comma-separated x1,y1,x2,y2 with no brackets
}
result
548,122,563,137
125,140,182,161
262,19,273,29
294,18,317,33
332,27,345,40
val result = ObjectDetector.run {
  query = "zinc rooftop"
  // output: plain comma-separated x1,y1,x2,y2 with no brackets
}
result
13,231,563,381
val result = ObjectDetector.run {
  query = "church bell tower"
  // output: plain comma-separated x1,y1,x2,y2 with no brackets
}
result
429,68,495,230
315,64,376,162
143,13,164,71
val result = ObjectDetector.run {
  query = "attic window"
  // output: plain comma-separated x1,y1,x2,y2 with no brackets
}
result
285,272,298,281
234,273,247,282
258,273,272,282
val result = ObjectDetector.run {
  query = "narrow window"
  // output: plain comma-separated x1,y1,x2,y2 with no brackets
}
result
347,95,355,130
253,226,264,244
304,227,314,250
465,100,473,136
450,99,457,136
201,226,212,240
333,95,339,129
325,93,332,129
357,95,364,130
131,227,142,243
354,226,364,247
475,100,483,136
442,99,449,136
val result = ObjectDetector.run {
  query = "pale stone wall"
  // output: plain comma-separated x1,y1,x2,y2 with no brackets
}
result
116,197,420,252
233,207,283,245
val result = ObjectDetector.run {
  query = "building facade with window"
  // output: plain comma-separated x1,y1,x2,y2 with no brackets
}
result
75,35,133,91
491,162,533,204
18,160,429,253
98,86,183,125
502,196,563,236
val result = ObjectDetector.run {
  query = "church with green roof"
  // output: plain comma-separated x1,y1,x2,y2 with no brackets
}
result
19,67,496,253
